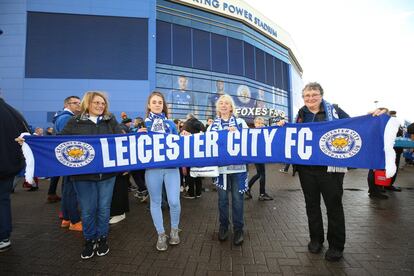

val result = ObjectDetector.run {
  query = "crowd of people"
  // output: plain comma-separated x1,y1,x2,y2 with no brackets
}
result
1,82,413,263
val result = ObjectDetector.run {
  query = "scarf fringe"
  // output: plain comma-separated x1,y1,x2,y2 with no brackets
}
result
20,133,35,184
327,166,348,173
384,117,399,178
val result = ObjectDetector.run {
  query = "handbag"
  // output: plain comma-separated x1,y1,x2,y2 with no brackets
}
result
190,166,219,177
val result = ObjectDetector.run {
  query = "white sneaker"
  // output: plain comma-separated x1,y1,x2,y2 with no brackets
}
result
0,239,11,252
109,213,126,224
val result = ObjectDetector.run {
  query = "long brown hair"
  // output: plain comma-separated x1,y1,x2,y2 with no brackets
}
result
145,91,169,118
80,91,110,116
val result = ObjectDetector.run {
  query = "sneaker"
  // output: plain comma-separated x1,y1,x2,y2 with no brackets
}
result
96,236,109,256
47,194,61,203
27,186,39,191
61,219,71,228
128,185,138,192
196,194,202,198
325,248,343,262
258,193,273,201
156,233,168,251
384,186,402,192
69,221,83,231
109,213,126,224
0,239,11,252
140,192,149,203
233,230,244,246
279,169,288,174
218,227,229,241
244,190,252,200
308,240,323,254
169,228,180,245
81,239,96,259
182,192,195,199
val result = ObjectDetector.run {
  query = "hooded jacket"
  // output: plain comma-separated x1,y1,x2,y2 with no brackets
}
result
0,98,29,179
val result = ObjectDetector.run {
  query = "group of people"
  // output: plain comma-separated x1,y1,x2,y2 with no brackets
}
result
0,82,399,264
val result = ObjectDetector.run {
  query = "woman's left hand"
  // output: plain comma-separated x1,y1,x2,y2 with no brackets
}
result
228,126,237,132
181,130,191,136
15,137,25,145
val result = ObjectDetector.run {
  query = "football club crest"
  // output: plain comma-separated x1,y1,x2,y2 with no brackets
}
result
319,128,362,159
237,85,251,104
55,141,95,167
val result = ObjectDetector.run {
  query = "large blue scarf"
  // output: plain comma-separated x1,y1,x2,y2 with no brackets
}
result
21,114,399,185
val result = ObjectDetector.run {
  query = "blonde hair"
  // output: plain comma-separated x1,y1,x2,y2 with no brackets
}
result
145,91,169,118
254,116,265,124
80,91,110,116
215,94,237,118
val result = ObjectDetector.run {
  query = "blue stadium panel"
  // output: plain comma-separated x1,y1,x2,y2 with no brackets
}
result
211,33,228,74
228,37,244,76
25,12,148,80
172,24,192,67
157,20,172,64
193,29,211,71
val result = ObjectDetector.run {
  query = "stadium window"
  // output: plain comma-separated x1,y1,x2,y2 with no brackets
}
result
172,24,192,67
25,12,148,80
157,20,172,64
211,33,228,73
243,42,255,80
193,29,211,70
228,37,244,76
255,48,265,83
274,57,283,89
265,53,274,86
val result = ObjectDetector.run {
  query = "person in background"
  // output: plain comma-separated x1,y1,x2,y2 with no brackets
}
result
53,96,82,227
1,96,29,253
245,117,273,201
119,112,132,134
130,116,148,201
34,127,44,136
207,94,248,246
278,82,386,262
167,75,196,118
140,91,182,252
45,127,54,135
387,110,403,191
182,114,205,199
61,91,122,259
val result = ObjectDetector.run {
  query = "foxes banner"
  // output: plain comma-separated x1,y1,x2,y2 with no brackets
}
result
21,114,399,182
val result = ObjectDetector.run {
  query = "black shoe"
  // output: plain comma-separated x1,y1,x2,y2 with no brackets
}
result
258,193,273,201
384,186,401,192
369,192,388,199
81,239,96,260
244,190,252,200
307,241,323,254
96,236,109,256
325,248,343,262
27,186,39,192
218,227,229,241
233,230,244,246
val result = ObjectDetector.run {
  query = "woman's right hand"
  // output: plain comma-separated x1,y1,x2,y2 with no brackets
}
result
276,119,286,127
15,137,25,145
137,128,147,133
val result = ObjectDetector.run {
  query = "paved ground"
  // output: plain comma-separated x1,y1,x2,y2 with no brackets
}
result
1,164,413,275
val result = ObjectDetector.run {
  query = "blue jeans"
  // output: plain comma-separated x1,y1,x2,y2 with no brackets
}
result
217,173,244,232
61,176,81,224
73,177,115,240
0,176,14,240
145,168,181,234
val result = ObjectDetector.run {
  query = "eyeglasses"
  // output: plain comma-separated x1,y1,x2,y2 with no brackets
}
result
303,93,321,99
68,102,81,105
92,101,106,106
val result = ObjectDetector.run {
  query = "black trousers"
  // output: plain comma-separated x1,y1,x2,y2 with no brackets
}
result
130,170,146,192
185,175,202,197
110,174,130,216
248,163,266,194
297,166,345,251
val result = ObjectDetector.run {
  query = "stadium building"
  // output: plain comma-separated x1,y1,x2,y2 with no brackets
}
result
0,0,303,127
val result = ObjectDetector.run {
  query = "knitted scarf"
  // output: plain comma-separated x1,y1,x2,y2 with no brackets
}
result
146,112,171,134
210,115,248,193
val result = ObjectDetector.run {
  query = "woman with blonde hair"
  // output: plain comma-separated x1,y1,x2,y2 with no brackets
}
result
61,91,122,259
207,94,248,246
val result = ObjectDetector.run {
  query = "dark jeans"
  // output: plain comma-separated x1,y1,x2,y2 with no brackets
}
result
0,176,14,240
391,149,402,185
185,175,202,197
61,176,81,224
297,166,345,251
248,163,266,194
217,173,244,232
110,174,130,216
48,176,60,195
73,177,116,240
